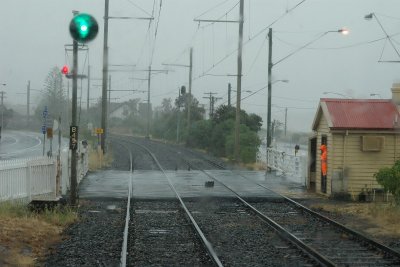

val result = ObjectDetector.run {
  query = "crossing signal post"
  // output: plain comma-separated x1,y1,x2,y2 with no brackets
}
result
68,12,98,206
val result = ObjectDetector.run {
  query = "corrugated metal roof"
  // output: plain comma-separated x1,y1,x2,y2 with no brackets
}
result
321,98,400,129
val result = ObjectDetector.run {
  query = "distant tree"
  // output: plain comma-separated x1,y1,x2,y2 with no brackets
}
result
213,105,262,133
0,106,13,128
189,120,212,149
225,124,261,163
374,161,400,205
35,67,67,129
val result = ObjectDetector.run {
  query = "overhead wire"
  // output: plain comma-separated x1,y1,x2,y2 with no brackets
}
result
273,32,400,50
125,0,153,16
194,0,308,80
194,0,234,20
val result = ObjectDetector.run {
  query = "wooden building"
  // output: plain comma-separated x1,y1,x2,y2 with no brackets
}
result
308,83,400,198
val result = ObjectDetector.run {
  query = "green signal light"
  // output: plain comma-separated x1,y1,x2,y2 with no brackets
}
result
69,13,99,43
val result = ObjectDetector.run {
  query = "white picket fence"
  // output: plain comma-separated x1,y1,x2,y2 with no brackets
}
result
0,157,56,202
0,145,89,203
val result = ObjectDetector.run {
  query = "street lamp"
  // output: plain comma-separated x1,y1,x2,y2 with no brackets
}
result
266,28,348,148
323,91,352,98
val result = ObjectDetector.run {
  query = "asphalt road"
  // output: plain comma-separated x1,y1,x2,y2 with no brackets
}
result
0,130,65,160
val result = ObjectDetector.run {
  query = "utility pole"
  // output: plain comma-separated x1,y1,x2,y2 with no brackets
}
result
87,65,90,110
234,0,244,162
108,75,111,108
67,80,70,125
284,107,288,136
108,75,111,125
193,2,244,161
0,91,5,133
187,47,193,139
101,0,109,153
267,28,273,148
228,83,232,107
203,92,218,118
146,65,151,138
177,88,181,143
27,81,30,128
161,47,193,143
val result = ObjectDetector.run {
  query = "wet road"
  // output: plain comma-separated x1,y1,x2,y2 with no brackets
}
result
78,170,306,200
0,130,65,160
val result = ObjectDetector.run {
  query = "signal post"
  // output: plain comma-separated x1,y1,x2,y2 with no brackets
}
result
68,11,98,206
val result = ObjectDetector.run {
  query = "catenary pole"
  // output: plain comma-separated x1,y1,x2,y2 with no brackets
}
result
267,28,273,148
234,0,244,162
87,65,90,110
187,47,193,141
27,81,30,128
146,65,151,139
101,0,109,153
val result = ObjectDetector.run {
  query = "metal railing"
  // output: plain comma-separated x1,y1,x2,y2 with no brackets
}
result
258,147,307,182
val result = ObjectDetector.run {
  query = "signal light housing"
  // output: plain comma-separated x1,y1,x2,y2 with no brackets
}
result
69,13,99,43
61,65,69,75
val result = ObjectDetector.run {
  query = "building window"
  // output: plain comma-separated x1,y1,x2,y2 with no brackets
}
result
361,136,384,151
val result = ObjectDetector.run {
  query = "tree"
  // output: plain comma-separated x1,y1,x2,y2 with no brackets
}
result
35,67,67,129
374,161,400,205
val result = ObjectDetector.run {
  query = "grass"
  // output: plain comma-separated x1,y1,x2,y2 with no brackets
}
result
310,201,400,238
0,201,77,226
88,145,114,171
0,201,78,266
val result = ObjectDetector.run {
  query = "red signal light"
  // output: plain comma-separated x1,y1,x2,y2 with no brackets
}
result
61,65,69,75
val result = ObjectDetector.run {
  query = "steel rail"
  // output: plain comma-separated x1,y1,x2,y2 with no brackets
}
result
115,142,133,267
181,148,400,263
184,160,334,267
160,144,330,265
235,171,400,261
116,138,224,267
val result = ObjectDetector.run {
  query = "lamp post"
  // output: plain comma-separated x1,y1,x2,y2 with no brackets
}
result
323,91,352,98
266,28,348,148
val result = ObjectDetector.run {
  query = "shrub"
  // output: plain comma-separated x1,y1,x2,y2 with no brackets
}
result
374,160,400,205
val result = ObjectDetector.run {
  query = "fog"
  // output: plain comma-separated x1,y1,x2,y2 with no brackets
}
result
1,0,399,132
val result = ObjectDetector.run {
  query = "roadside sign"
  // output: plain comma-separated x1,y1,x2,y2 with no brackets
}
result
69,126,78,150
46,128,53,139
41,125,46,134
96,128,104,134
42,106,48,118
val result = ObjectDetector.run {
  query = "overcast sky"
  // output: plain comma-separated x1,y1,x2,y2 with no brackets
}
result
1,0,400,132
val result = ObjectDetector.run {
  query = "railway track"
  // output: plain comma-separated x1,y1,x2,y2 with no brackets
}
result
166,141,400,267
113,137,320,266
112,136,400,266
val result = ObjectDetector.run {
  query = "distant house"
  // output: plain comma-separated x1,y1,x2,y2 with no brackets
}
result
308,83,400,198
109,102,134,119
